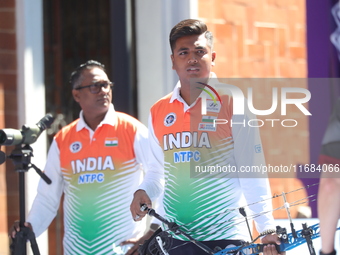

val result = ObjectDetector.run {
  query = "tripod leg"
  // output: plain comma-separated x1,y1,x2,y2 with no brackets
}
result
9,153,43,255
11,227,41,255
12,230,27,255
26,228,41,255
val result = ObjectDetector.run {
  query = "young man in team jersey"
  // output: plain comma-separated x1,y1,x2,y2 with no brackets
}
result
130,19,283,255
10,60,157,255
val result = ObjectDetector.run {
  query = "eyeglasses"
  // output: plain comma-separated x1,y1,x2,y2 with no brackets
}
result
75,81,114,94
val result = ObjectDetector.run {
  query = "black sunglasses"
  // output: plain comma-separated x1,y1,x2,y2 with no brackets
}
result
75,81,114,94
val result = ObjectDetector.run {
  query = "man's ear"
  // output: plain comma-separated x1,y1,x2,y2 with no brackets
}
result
72,89,80,103
171,54,175,70
211,51,216,66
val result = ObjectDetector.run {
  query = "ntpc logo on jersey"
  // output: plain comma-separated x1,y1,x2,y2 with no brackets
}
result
69,141,115,184
199,82,312,128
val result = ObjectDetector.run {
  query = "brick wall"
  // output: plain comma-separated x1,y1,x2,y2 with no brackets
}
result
198,0,309,219
0,0,18,254
0,82,8,254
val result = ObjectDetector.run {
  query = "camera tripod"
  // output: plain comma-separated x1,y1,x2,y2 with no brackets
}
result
8,144,51,255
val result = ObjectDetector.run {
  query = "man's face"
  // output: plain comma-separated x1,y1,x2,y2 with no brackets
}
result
72,67,112,115
171,33,216,84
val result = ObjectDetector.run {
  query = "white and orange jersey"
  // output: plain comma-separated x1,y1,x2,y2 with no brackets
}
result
27,104,149,255
140,75,275,241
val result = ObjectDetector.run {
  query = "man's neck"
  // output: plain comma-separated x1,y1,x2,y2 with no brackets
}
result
179,77,209,106
179,86,201,106
83,112,106,131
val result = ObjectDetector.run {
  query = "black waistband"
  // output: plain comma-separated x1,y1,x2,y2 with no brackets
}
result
320,250,336,255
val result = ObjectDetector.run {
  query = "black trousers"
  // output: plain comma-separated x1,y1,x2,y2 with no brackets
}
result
139,228,244,255
168,238,244,255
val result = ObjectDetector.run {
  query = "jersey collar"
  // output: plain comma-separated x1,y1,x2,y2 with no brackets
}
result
169,72,218,110
76,104,117,132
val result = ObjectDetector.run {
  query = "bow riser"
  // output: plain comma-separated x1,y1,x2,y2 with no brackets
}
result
214,223,323,255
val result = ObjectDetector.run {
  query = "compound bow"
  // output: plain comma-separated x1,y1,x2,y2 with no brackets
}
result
138,183,338,255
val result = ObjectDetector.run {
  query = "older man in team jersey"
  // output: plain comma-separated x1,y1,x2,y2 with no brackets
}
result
10,60,155,255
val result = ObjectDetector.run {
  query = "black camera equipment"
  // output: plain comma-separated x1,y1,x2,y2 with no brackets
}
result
1,114,54,255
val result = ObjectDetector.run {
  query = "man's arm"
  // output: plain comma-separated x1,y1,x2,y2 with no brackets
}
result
232,107,282,255
123,202,163,255
232,107,275,234
130,113,164,221
26,139,64,237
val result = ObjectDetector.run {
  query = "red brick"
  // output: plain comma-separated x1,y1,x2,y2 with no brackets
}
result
247,43,265,59
0,83,3,110
0,32,16,50
214,63,234,78
4,90,17,114
257,27,275,42
0,83,3,130
278,61,291,77
214,42,235,77
256,7,288,24
0,73,16,91
0,53,16,72
222,3,247,21
237,60,254,77
236,24,244,58
0,113,4,127
215,40,230,59
263,60,276,77
198,0,214,20
265,44,276,60
293,0,306,12
291,61,307,78
215,23,234,42
0,0,15,8
279,60,306,78
288,8,305,24
0,195,7,223
0,10,15,30
246,6,256,40
214,0,226,20
252,60,268,77
295,26,306,44
269,0,290,8
0,117,4,128
232,0,252,5
205,22,215,37
285,21,293,41
278,28,287,57
289,45,306,59
3,114,17,130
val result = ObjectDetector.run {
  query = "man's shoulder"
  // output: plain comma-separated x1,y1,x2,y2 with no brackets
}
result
54,119,79,141
151,92,173,109
115,111,141,123
115,111,146,131
59,119,79,133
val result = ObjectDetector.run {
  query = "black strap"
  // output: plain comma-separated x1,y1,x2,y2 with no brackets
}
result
320,250,336,255
138,228,163,255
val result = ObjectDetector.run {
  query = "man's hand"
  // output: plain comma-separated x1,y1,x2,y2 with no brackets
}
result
122,229,156,255
130,189,151,221
262,233,286,255
8,221,33,239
